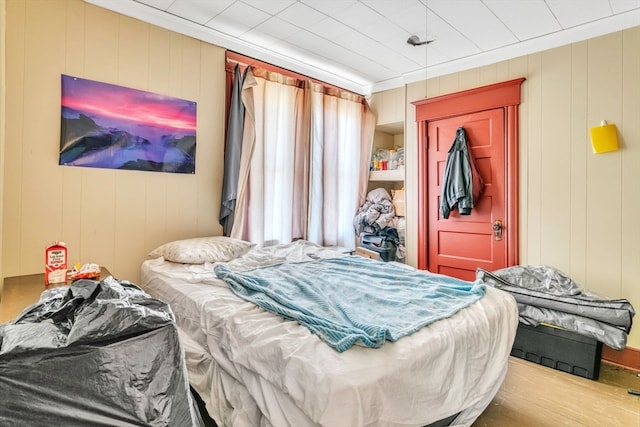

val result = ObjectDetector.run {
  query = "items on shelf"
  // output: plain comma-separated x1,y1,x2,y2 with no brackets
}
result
371,147,404,171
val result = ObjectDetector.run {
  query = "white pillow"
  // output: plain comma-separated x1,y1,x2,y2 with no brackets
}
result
149,236,255,264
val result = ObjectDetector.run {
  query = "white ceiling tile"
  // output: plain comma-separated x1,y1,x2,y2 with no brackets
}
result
276,44,328,72
331,50,398,82
358,16,408,43
396,44,429,67
307,17,353,45
357,43,422,74
358,43,411,69
284,29,332,53
295,49,330,67
269,39,310,59
261,41,373,86
385,2,428,36
265,41,362,83
360,0,424,19
240,25,290,50
546,0,613,28
239,0,296,16
250,17,300,41
95,0,640,93
336,2,385,29
405,53,427,68
424,45,452,67
300,51,372,85
204,18,244,36
167,0,234,25
300,0,359,16
205,1,270,35
134,0,175,10
417,9,479,59
307,41,356,64
239,31,280,50
483,0,561,41
331,28,376,52
610,0,640,13
277,2,327,29
427,0,518,50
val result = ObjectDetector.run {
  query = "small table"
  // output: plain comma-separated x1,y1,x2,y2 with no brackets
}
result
0,267,112,323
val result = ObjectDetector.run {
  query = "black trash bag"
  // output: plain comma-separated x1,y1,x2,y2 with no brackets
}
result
0,276,204,427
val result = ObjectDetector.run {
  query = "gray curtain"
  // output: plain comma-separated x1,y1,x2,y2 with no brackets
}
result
219,63,248,235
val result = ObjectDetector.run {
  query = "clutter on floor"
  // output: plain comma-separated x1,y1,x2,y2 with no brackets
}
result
353,187,405,262
477,265,635,380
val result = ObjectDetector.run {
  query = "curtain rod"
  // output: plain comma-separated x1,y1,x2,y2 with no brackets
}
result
225,51,364,97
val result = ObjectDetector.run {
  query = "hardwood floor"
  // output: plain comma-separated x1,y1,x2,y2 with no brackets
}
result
473,357,640,426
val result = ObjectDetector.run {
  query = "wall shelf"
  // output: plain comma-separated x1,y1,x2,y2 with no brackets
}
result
369,169,404,182
368,88,405,193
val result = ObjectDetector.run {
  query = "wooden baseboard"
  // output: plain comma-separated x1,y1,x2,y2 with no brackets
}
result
601,345,640,371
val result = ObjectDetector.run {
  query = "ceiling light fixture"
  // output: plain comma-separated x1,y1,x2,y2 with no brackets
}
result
406,35,433,46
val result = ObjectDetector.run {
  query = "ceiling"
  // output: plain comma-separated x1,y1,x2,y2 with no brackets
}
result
86,0,640,95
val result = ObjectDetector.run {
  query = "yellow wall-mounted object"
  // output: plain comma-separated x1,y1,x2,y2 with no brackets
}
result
589,121,619,154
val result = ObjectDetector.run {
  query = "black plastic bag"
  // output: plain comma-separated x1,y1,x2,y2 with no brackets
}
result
0,277,204,427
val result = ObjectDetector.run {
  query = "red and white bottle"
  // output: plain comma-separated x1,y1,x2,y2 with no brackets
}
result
45,242,68,285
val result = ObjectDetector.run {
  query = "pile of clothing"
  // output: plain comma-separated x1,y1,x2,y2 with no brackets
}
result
353,188,405,261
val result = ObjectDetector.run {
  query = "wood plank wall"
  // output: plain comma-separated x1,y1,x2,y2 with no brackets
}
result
2,0,226,286
401,27,640,350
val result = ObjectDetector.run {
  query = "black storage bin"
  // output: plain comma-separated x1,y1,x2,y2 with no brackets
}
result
511,323,602,380
360,234,396,262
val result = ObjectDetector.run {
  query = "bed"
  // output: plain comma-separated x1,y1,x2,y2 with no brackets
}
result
140,238,519,427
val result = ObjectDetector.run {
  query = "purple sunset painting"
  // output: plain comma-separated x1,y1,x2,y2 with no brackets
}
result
59,74,197,173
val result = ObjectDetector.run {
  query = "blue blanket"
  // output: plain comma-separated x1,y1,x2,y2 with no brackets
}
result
214,256,485,352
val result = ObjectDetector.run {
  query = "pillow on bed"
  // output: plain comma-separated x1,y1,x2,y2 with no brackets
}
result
149,236,255,264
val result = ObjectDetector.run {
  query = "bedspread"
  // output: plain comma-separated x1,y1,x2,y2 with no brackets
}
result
140,241,519,427
215,256,485,352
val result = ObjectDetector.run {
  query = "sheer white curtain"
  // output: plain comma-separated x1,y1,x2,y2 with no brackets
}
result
232,69,308,246
231,66,373,248
307,83,368,249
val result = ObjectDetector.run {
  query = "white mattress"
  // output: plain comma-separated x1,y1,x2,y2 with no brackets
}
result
140,241,518,427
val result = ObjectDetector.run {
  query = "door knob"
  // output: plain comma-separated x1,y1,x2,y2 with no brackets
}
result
493,220,503,241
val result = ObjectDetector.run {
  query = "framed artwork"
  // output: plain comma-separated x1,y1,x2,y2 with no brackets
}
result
59,74,197,173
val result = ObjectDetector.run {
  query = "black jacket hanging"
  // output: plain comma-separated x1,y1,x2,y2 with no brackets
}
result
219,63,249,235
439,127,484,219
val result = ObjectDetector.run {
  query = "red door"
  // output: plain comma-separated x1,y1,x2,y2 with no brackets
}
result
427,110,505,280
413,78,524,281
